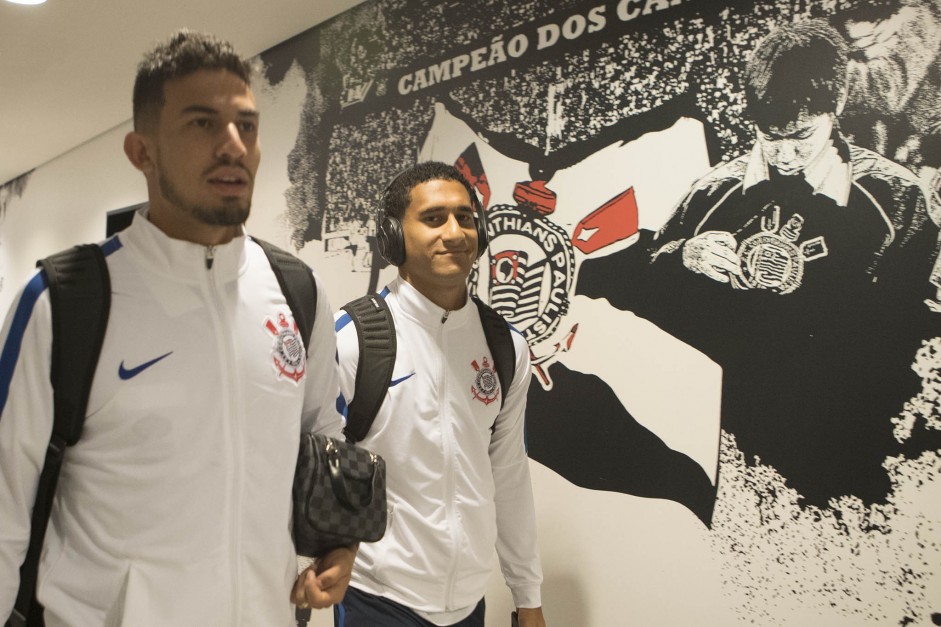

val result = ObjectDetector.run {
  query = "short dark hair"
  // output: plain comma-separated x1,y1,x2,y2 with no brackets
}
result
380,161,477,220
132,29,253,130
744,20,848,131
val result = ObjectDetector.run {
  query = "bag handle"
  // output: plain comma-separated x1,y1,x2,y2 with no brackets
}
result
325,439,380,512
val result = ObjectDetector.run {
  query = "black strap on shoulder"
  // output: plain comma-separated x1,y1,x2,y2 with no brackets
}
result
255,239,317,351
12,244,110,627
472,296,515,411
255,239,317,627
340,293,516,443
341,294,396,443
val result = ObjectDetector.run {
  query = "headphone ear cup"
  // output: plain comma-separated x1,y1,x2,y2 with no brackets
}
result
377,214,406,266
474,196,489,259
475,211,489,259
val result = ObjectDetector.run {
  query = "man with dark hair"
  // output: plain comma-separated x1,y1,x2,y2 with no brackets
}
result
656,19,937,296
131,30,254,132
0,30,354,625
333,162,547,627
632,20,940,508
743,19,849,133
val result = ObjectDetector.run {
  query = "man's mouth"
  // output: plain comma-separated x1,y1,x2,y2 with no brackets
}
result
776,164,800,175
207,169,250,195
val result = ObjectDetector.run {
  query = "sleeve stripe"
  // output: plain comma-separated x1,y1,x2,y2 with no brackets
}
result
335,312,352,332
0,271,48,415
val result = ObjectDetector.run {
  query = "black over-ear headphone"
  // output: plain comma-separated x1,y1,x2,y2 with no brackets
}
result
375,174,489,267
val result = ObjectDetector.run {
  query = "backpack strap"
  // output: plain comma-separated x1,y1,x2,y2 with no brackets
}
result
253,240,317,627
12,244,110,627
340,293,516,442
255,239,317,351
341,294,396,443
472,296,515,411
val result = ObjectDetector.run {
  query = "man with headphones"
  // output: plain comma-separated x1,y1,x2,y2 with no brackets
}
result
333,162,547,627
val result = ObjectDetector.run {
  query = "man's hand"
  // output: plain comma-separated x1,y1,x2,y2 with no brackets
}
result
517,606,547,627
291,545,357,609
682,230,742,283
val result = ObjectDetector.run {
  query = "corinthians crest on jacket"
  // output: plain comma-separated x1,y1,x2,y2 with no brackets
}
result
265,312,306,383
470,356,500,405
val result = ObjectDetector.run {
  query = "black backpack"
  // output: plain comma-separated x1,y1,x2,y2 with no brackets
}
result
340,292,516,444
8,238,316,627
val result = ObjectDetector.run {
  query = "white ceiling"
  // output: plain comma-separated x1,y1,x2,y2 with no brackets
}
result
0,0,366,185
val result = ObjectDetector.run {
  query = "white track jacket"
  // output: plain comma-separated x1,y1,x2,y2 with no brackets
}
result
335,278,543,625
0,211,342,626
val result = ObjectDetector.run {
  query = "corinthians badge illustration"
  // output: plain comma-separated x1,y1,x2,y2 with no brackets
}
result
731,204,828,294
470,199,576,390
470,356,500,405
265,312,306,383
470,198,575,346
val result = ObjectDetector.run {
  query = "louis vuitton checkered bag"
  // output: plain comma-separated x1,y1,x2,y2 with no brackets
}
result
293,433,387,557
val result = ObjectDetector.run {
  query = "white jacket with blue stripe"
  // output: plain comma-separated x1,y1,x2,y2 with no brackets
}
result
334,277,543,625
0,211,342,626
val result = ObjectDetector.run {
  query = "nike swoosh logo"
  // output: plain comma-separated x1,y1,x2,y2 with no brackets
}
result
389,372,416,388
118,352,173,380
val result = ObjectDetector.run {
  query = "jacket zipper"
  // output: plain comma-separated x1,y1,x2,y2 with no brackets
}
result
439,311,461,610
204,248,242,624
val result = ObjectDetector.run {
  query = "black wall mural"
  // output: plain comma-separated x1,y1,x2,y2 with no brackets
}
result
259,0,941,623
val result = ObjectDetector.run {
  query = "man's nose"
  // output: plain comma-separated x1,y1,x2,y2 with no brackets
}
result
776,140,798,163
216,122,247,161
441,214,468,243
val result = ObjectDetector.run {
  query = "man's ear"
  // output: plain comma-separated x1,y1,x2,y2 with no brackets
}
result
124,131,156,175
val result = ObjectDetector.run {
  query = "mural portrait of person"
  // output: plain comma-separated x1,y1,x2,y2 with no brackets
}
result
250,0,941,623
623,18,941,508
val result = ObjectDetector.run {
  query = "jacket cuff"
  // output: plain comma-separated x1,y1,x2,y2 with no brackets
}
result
510,584,542,609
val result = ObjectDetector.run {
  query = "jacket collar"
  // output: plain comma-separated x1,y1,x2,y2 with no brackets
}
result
120,206,248,283
388,276,474,328
743,132,852,207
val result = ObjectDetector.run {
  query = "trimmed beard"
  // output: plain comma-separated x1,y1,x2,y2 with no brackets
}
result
158,170,250,227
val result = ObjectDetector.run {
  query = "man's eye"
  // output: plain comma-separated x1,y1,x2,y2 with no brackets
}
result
457,214,474,225
239,121,257,133
192,118,213,129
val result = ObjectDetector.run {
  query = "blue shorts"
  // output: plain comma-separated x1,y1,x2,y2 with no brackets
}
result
335,586,485,627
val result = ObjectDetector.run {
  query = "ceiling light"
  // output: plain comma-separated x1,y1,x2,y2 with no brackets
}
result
4,0,47,5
